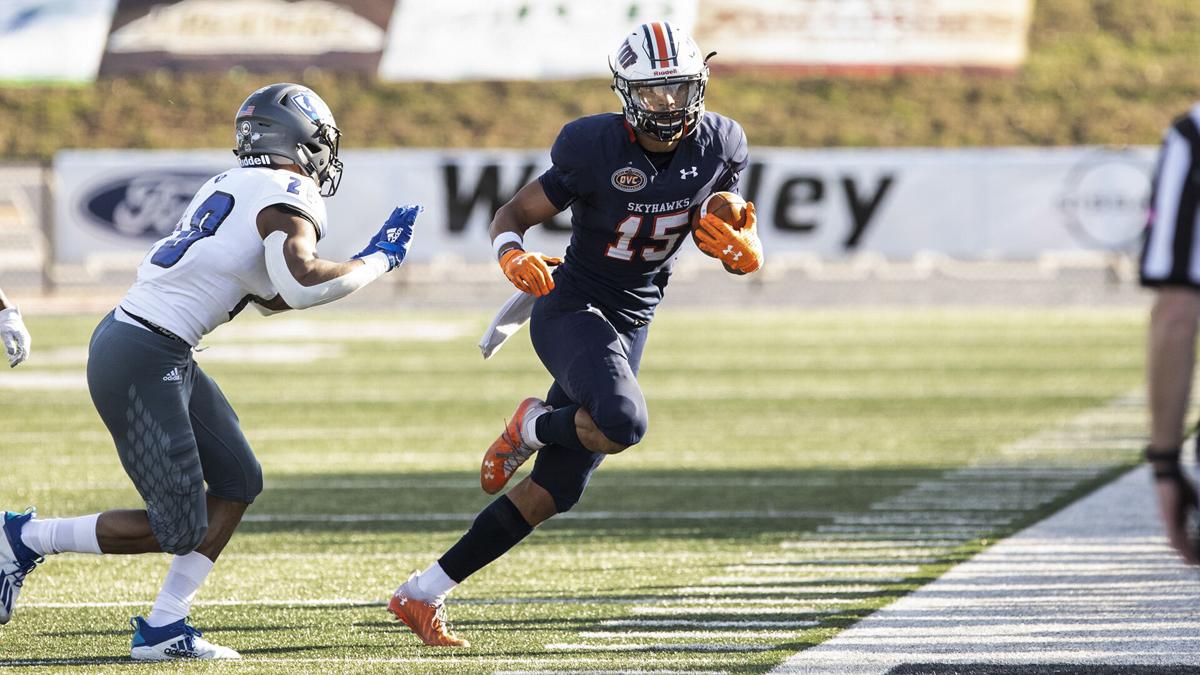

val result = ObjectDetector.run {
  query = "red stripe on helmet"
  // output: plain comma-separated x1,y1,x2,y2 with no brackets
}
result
650,22,670,67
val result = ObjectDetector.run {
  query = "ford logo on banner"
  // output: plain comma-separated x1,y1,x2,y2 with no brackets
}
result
80,172,213,239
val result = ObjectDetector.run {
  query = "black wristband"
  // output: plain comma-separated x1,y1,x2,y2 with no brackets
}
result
1145,445,1184,480
497,243,525,260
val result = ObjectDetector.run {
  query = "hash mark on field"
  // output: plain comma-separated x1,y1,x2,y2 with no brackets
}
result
629,606,841,616
701,576,910,585
677,585,893,595
580,630,801,639
600,619,819,628
544,643,775,653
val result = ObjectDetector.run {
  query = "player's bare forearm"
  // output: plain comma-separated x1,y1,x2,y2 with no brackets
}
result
257,206,366,285
488,181,561,242
1147,288,1200,449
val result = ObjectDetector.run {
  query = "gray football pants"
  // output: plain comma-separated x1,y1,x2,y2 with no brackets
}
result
86,312,262,555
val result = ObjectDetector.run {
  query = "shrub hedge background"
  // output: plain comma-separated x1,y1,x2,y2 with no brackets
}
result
2,0,1198,159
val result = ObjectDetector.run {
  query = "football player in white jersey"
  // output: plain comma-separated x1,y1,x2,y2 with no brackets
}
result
0,83,417,660
0,287,31,367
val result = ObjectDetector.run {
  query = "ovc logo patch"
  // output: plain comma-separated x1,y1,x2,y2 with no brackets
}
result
611,167,648,193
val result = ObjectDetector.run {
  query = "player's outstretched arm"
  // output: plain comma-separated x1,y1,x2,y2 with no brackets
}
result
0,287,31,367
489,181,564,297
258,204,418,310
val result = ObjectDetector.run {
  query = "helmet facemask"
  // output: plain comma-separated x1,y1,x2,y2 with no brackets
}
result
300,121,343,197
615,75,707,143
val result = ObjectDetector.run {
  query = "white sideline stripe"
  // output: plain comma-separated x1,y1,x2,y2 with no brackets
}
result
544,643,775,653
242,510,840,523
770,465,1200,674
630,607,840,616
599,619,819,628
580,630,800,639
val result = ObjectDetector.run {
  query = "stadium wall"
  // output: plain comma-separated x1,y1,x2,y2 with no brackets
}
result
52,146,1152,268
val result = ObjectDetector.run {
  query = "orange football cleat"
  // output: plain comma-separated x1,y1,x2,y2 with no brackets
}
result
387,577,470,648
481,397,552,494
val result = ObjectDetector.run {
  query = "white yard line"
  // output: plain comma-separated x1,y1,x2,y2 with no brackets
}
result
769,465,1200,674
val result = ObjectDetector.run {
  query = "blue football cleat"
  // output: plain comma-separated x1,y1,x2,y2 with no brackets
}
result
130,616,240,660
0,508,42,625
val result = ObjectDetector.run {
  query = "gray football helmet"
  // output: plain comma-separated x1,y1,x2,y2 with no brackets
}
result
233,83,343,196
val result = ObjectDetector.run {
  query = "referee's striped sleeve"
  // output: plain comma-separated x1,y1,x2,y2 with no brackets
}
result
1141,110,1200,287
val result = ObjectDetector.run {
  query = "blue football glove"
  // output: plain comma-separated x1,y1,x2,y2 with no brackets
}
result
355,205,421,271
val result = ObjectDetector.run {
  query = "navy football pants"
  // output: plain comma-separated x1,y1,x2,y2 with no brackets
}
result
528,288,650,512
86,312,263,555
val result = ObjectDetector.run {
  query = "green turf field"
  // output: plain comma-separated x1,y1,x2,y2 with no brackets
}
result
0,307,1147,673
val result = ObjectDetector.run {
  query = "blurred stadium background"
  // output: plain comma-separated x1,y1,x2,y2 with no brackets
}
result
0,0,1193,671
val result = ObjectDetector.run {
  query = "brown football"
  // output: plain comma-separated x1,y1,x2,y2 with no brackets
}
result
692,191,748,253
695,191,748,230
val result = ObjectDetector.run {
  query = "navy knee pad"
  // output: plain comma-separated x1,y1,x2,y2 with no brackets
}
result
592,393,649,447
531,444,606,513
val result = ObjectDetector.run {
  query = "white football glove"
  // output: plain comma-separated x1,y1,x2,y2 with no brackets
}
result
0,306,31,367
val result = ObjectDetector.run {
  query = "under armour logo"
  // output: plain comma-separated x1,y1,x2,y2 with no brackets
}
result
722,245,734,255
680,166,698,179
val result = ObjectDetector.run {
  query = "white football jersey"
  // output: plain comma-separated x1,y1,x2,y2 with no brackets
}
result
120,167,328,345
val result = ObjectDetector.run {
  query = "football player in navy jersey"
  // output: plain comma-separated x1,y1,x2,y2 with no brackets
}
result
386,21,763,646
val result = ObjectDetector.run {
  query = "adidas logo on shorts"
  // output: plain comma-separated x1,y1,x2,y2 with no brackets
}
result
162,367,183,382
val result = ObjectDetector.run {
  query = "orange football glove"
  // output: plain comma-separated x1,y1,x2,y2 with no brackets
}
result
693,202,764,274
499,248,563,297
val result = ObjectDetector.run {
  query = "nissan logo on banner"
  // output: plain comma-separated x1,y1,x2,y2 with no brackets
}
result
1057,150,1152,251
79,172,213,240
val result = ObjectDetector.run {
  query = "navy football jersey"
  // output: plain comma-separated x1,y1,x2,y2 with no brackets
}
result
538,112,749,326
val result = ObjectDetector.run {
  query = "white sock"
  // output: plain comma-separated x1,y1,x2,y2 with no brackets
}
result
523,408,547,451
146,552,214,627
412,562,457,603
20,514,102,556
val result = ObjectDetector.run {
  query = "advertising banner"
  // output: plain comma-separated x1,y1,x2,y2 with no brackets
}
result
695,0,1034,71
55,145,1155,266
0,0,117,82
379,0,698,81
99,0,395,75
